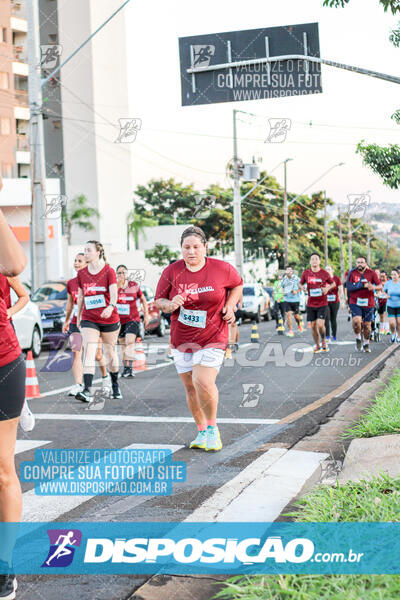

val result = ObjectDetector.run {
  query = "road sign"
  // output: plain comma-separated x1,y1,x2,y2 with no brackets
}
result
179,22,322,106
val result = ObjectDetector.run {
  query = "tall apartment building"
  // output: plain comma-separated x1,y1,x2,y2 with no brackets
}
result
0,0,30,179
0,0,133,284
39,0,133,254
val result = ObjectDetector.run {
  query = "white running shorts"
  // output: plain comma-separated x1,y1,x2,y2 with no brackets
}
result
171,347,225,374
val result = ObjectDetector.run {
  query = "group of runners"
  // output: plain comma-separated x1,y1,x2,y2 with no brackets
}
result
2,209,400,597
62,242,150,403
271,254,400,352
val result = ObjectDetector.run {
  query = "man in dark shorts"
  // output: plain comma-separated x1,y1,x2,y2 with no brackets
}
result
300,253,334,353
281,266,303,337
347,256,382,352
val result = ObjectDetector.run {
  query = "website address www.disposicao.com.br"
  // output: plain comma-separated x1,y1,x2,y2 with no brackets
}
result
82,536,364,565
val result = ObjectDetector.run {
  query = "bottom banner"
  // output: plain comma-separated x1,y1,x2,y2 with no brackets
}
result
0,522,399,574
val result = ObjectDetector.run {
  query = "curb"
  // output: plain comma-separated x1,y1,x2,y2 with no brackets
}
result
286,346,400,504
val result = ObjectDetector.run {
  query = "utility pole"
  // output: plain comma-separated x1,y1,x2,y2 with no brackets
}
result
233,110,244,277
27,0,49,289
386,231,390,271
323,191,328,266
283,158,292,268
367,229,371,265
347,197,352,271
338,206,344,282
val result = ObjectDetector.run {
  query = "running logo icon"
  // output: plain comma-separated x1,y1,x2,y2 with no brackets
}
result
42,529,82,568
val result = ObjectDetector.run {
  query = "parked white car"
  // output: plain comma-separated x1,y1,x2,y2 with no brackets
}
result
241,283,272,322
10,288,43,357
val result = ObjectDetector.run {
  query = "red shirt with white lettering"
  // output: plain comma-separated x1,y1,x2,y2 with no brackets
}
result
77,264,119,324
0,275,21,367
347,267,380,308
155,257,243,352
117,282,143,324
67,277,79,325
300,268,333,307
328,275,342,303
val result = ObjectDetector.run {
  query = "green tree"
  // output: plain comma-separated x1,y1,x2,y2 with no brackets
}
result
325,0,400,189
64,194,99,245
357,111,400,190
323,0,399,14
134,179,198,224
145,243,179,267
127,211,158,250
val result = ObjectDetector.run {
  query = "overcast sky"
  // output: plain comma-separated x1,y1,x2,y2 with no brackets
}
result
124,0,400,206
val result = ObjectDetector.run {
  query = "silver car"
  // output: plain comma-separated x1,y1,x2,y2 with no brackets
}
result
241,283,272,322
10,289,43,357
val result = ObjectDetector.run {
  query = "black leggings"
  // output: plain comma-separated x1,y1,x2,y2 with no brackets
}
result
0,353,26,421
274,301,285,325
325,302,340,337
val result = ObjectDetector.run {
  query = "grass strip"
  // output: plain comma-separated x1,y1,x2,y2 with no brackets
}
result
342,369,400,439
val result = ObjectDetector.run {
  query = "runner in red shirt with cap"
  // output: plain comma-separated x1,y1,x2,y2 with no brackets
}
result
116,264,149,378
63,252,112,397
155,226,243,452
75,240,121,401
300,252,335,353
346,255,382,352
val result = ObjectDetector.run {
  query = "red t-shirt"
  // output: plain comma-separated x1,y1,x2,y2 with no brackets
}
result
77,264,119,324
117,282,143,324
67,277,79,325
327,275,342,303
0,276,21,367
0,274,11,308
155,257,243,352
347,268,380,308
300,268,333,307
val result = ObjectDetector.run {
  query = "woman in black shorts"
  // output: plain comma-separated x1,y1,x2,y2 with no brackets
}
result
116,265,149,378
0,195,27,598
76,241,122,401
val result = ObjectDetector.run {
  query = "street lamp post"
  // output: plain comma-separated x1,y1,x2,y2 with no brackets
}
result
283,158,293,268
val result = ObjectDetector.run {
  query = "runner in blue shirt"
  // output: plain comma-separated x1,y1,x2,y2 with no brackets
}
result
281,266,304,337
383,269,400,342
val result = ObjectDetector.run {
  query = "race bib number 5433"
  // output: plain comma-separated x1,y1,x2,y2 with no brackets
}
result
178,307,207,328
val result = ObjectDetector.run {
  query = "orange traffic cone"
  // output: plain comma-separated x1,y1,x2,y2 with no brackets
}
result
25,350,41,399
133,338,147,371
307,321,312,329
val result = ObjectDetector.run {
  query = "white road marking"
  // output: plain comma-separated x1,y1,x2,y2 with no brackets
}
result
293,340,355,353
22,443,183,522
15,440,51,455
38,361,174,398
34,414,279,425
186,448,328,522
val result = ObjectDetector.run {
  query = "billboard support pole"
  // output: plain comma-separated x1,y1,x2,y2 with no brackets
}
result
233,110,244,277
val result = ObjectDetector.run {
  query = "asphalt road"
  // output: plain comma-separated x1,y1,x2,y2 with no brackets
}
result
17,310,392,598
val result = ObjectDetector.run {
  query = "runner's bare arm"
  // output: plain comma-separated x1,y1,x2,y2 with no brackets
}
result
223,285,243,323
62,294,74,333
100,283,118,319
6,276,29,318
140,295,150,326
155,296,184,313
76,288,84,326
0,211,27,276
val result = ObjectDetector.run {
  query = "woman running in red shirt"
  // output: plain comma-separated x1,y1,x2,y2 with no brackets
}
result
75,241,121,402
0,194,27,598
116,265,149,378
155,226,243,452
63,253,112,397
0,273,35,432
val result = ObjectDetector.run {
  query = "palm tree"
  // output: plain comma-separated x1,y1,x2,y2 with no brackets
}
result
127,209,157,250
64,194,100,245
